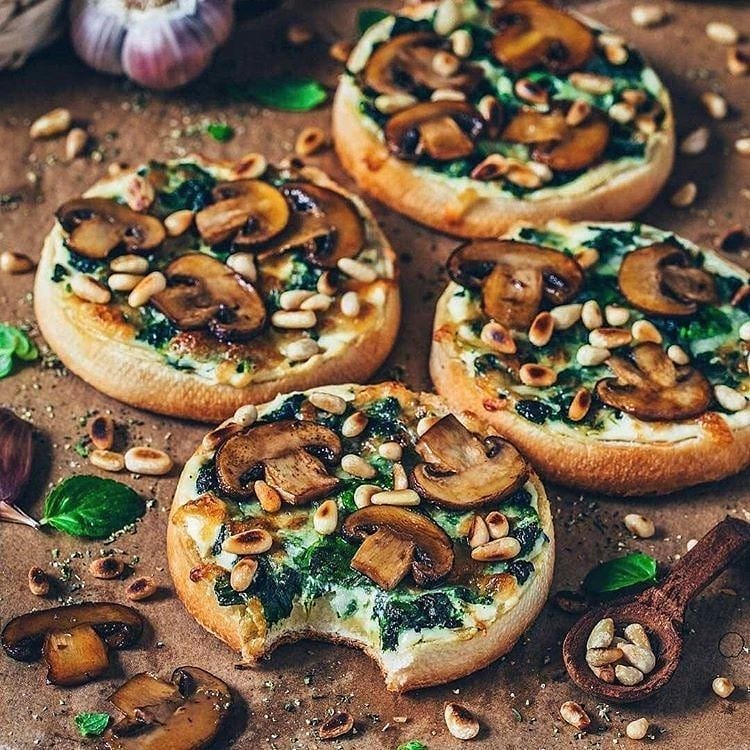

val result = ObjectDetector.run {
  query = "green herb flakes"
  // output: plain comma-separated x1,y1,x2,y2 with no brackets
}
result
74,712,110,738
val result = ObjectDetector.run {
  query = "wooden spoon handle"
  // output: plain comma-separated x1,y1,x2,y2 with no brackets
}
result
642,516,750,620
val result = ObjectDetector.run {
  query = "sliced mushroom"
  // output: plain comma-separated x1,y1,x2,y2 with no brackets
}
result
363,32,482,96
385,101,485,161
103,666,232,750
350,527,416,590
447,240,584,328
619,244,717,316
596,342,712,421
342,505,454,587
195,179,290,246
491,0,595,74
151,253,266,341
215,420,342,505
43,624,110,686
1,602,143,662
56,197,166,259
410,415,528,509
255,183,364,268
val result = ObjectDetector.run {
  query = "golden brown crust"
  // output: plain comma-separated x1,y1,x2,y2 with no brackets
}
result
430,291,750,496
167,382,555,692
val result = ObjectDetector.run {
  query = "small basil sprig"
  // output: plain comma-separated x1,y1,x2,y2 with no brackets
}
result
228,77,327,111
41,475,144,539
0,324,38,378
583,551,657,594
75,712,110,738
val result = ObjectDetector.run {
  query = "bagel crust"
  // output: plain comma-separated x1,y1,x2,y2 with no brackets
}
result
34,157,400,422
430,220,750,496
167,382,555,692
333,1,675,238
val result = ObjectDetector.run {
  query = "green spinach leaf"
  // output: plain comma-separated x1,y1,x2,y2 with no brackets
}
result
583,551,657,594
74,712,110,738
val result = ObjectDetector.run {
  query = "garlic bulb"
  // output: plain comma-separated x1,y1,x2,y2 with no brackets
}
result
70,0,234,90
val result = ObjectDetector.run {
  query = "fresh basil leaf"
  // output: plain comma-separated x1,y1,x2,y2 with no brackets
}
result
229,78,327,111
358,8,389,33
74,712,110,738
205,122,234,142
0,324,38,375
583,551,657,594
0,352,11,378
397,742,428,750
41,475,144,539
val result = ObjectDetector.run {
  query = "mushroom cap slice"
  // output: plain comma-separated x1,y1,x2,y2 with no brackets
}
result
1,602,143,662
384,101,485,161
195,179,290,247
215,419,342,504
531,108,610,171
502,108,569,144
43,624,110,687
447,240,584,328
342,505,454,586
596,342,712,421
619,244,717,317
151,253,266,342
56,197,166,259
410,415,529,509
490,0,595,74
256,183,365,268
363,31,483,96
103,666,232,750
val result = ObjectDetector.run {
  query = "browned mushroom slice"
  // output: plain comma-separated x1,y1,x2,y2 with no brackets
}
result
363,32,483,96
215,420,342,504
410,415,528,509
447,240,584,328
151,253,266,341
502,108,568,144
103,666,232,750
351,527,417,590
342,505,454,587
385,102,485,161
619,244,717,317
1,602,143,662
531,108,610,171
490,0,595,74
43,624,110,687
195,179,290,246
596,342,712,421
56,197,166,259
255,183,365,268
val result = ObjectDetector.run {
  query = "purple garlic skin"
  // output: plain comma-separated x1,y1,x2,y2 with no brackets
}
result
70,0,234,90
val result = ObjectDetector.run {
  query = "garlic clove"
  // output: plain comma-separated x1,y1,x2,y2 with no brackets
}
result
70,0,127,75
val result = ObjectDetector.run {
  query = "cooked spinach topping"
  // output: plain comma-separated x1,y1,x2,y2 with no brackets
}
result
512,521,544,556
474,353,504,375
335,453,394,513
211,523,231,557
504,559,534,584
515,399,552,424
148,161,216,214
66,247,105,274
260,393,308,423
195,459,218,495
51,263,68,282
363,396,404,438
295,536,367,598
135,308,177,350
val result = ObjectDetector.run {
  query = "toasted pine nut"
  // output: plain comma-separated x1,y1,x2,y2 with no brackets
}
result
271,310,317,329
471,537,520,561
574,246,599,269
124,446,173,475
587,647,624,666
313,499,338,535
481,321,516,353
444,702,480,740
128,271,166,308
622,89,648,107
519,363,557,387
88,414,114,450
341,454,376,478
280,289,315,310
559,701,591,730
28,566,49,596
591,664,616,683
604,304,629,326
576,344,610,367
624,513,655,538
566,99,591,127
29,107,72,139
0,251,34,274
604,43,628,65
589,327,632,349
329,40,353,63
551,303,582,330
701,91,728,120
286,22,313,45
392,463,409,490
621,643,656,673
230,557,258,591
515,77,548,104
90,449,125,472
626,718,650,740
340,290,361,317
687,538,699,551
712,676,735,698
615,664,644,685
337,257,377,283
432,50,461,77
468,515,490,547
609,102,635,124
587,617,614,649
234,152,268,179
667,344,690,365
309,391,347,414
319,711,354,741
680,126,710,155
354,484,380,508
124,174,155,212
417,416,440,436
570,71,613,95
568,388,592,421
625,623,652,650
378,441,402,461
255,480,282,513
434,0,461,35
295,126,328,157
477,96,503,133
108,273,143,292
223,528,273,555
581,300,603,330
630,4,666,27
202,421,244,452
232,404,257,427
164,209,194,237
529,311,554,347
670,181,698,207
342,411,368,437
374,93,418,114
226,252,257,282
631,319,662,343
65,127,88,160
286,338,320,362
450,28,473,57
89,556,125,579
300,293,333,311
706,21,739,45
714,384,747,412
71,274,111,304
727,47,749,76
110,254,149,274
431,87,466,102
125,575,157,601
485,511,509,539
317,270,337,296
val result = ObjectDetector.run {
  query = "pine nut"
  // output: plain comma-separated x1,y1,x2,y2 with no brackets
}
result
559,701,591,730
432,50,461,77
230,557,258,591
71,274,111,304
701,92,728,120
342,411,368,437
90,449,125,472
0,251,34,274
624,623,652,650
286,338,320,362
124,446,172,475
576,344,610,366
529,311,554,347
687,538,698,551
226,252,257,282
223,528,273,555
125,575,157,601
568,388,592,421
374,93,418,114
317,270,337,296
485,511,509,539
309,391,347,414
431,88,466,102
587,618,614,649
604,43,628,65
551,303,582,330
164,209,194,237
736,138,750,157
271,310,317,329
319,712,354,741
444,702,480,740
626,718,650,740
706,21,739,46
727,47,749,77
341,454,376,478
313,499,338,535
110,254,149,274
570,71,614,95
89,556,125,579
65,127,88,160
255,480,282,513
354,484,380,508
88,414,114,451
624,513,655,538
481,321,516,353
680,126,710,155
450,28,473,58
667,344,690,365
519,363,557,387
478,96,503,132
589,327,631,349
295,126,328,157
300,293,333,312
574,246,599,269
581,300,603,330
128,271,166,308
631,319,662,343
468,515,490,547
280,289,315,310
417,416,440,436
232,404,257,427
739,321,750,341
340,290,361,317
337,257,376,283
392,462,409,491
202,421,244,452
286,22,314,46
591,664,615,683
433,0,462,36
714,384,747,412
235,152,268,179
712,676,735,698
605,305,630,326
28,566,49,596
615,664,644,685
29,107,72,139
621,643,656,674
471,537,520,561
622,89,648,107
609,102,635,124
329,40,353,63
587,647,624,666
371,489,421,506
124,174,155,212
108,273,143,292
566,100,591,127
630,4,666,27
515,78,548,105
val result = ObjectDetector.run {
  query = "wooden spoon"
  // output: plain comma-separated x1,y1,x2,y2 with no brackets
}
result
563,515,750,703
